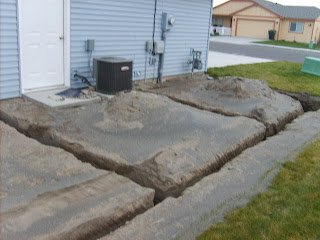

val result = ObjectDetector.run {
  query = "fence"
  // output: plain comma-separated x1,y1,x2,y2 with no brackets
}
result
211,27,232,36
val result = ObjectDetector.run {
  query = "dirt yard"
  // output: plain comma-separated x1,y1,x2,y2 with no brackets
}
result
136,76,303,137
1,75,317,240
0,91,265,201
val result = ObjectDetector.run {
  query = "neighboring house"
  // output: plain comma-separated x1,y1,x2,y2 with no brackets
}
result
213,0,320,43
0,0,213,100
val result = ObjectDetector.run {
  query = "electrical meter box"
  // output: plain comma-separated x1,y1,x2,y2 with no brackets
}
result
154,41,165,54
162,12,175,31
146,40,154,53
85,39,95,51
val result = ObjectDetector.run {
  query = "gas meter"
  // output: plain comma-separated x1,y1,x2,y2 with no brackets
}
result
192,50,203,70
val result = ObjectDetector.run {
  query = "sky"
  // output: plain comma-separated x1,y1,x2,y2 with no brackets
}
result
213,0,320,8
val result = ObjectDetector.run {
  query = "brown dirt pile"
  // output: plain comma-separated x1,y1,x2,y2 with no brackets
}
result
95,91,168,131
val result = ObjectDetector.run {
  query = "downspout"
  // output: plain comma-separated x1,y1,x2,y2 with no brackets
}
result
16,0,23,96
205,0,214,72
311,21,316,42
276,18,282,41
158,31,167,83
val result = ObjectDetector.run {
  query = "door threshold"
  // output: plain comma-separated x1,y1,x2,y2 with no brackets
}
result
23,85,67,94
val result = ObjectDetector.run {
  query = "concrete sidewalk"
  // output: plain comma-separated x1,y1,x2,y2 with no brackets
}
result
253,42,320,53
211,36,319,53
210,36,263,45
207,51,273,68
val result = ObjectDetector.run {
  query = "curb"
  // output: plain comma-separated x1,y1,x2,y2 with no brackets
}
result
210,38,320,54
252,43,320,53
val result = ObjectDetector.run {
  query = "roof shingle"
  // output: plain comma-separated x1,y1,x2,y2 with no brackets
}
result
254,0,320,20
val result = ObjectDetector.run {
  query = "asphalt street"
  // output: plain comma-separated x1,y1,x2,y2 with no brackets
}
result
210,41,320,63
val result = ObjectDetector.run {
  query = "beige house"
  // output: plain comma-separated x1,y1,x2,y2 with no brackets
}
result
213,0,320,43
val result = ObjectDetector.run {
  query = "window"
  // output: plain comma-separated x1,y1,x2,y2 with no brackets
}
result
213,18,223,27
289,22,304,33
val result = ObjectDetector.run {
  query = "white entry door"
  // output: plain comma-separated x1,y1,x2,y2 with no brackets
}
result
19,0,64,91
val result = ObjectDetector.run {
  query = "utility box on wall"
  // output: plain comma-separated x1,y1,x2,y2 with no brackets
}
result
85,39,95,51
162,12,175,31
154,41,165,54
94,57,133,94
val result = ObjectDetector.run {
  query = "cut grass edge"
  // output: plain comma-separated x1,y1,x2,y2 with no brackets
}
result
254,40,320,51
197,139,320,240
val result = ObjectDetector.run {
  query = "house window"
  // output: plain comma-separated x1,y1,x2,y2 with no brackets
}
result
289,22,304,33
213,18,223,27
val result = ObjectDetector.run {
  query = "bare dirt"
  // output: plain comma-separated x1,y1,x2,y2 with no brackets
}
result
0,121,155,240
103,109,320,240
0,91,266,201
0,121,104,211
95,92,167,131
136,76,304,137
275,89,320,112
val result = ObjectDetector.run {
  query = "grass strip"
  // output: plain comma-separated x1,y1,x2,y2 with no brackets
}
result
198,139,320,240
207,61,320,96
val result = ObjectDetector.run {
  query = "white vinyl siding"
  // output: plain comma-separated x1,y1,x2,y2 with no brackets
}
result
70,0,212,88
0,0,20,99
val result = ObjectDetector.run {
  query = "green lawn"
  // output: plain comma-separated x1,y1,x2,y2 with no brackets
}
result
207,61,320,96
255,40,320,50
198,139,320,240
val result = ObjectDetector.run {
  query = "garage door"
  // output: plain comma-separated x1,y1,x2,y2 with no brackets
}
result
236,19,274,39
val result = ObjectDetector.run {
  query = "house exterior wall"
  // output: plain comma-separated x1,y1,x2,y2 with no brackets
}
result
213,0,253,16
278,19,314,43
213,16,232,27
0,0,212,99
235,5,278,17
312,17,320,44
70,0,213,88
0,0,20,100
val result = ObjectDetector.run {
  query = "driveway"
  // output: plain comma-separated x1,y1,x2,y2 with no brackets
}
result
210,36,320,63
210,36,264,45
207,51,273,68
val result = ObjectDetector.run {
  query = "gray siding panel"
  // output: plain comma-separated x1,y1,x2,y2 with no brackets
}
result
0,0,20,99
70,0,212,88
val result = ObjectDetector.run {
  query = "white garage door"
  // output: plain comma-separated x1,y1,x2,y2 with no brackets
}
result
236,19,275,39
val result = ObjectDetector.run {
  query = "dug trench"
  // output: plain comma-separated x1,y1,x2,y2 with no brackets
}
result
135,76,305,138
0,77,308,204
0,91,266,204
0,79,311,238
0,121,155,240
274,89,320,112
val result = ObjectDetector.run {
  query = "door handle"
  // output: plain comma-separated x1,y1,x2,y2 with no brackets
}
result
59,36,64,40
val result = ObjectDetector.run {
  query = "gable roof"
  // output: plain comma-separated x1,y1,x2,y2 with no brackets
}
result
253,0,320,20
